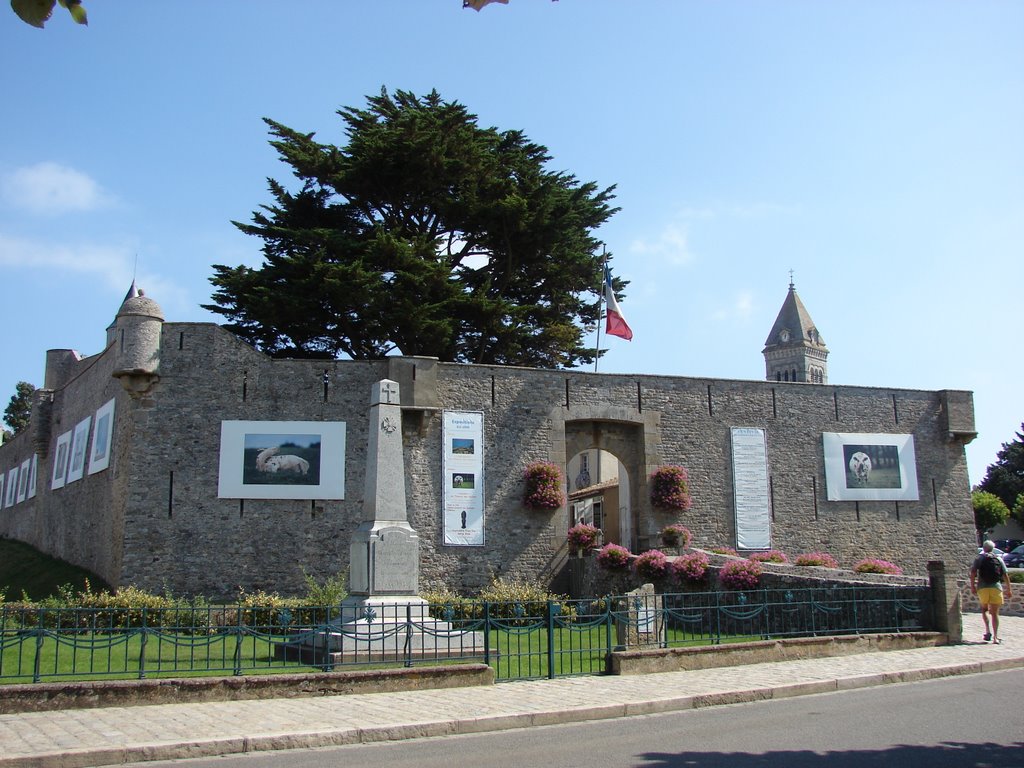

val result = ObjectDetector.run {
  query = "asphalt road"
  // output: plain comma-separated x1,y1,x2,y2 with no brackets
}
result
125,668,1024,768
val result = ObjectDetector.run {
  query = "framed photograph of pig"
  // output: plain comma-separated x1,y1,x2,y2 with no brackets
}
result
822,432,919,502
218,420,346,499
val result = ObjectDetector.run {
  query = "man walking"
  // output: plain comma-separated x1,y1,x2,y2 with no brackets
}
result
970,540,1012,643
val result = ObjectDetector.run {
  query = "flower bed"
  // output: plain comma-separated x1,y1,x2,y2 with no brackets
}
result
634,549,669,581
718,559,763,590
567,523,600,555
748,550,788,564
794,552,839,568
670,551,709,584
659,524,692,548
596,543,632,571
853,558,903,575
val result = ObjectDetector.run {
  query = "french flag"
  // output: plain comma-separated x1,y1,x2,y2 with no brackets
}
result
603,265,633,341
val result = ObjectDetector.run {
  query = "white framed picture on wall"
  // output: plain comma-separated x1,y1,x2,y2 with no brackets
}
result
88,398,116,475
65,416,92,485
51,430,72,490
217,420,346,500
17,457,31,503
822,432,919,502
4,467,17,508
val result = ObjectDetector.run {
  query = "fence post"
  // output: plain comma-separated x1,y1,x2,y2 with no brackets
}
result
713,591,722,645
404,602,413,668
32,608,44,683
927,560,962,643
138,608,148,679
604,599,614,673
546,600,556,680
483,601,491,668
233,605,243,676
761,588,770,640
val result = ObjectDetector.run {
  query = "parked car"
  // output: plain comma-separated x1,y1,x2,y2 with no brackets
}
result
994,538,1024,553
978,546,1005,557
1002,545,1024,569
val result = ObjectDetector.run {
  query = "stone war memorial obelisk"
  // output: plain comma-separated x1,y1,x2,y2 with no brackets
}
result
343,378,427,620
301,378,483,664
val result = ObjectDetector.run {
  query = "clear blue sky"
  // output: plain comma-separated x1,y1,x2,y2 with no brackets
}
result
1,1,1021,486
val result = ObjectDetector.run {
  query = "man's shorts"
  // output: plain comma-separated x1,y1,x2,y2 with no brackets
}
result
978,587,1004,606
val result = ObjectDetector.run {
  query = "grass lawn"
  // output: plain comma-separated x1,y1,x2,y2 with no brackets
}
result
0,539,110,601
0,630,325,684
0,620,753,684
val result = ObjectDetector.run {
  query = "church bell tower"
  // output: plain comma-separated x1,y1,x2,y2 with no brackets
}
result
763,278,828,384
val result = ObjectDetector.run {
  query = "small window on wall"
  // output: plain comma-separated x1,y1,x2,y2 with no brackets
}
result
572,499,592,527
592,499,604,530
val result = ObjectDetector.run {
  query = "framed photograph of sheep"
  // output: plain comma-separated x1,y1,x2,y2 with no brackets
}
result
822,432,919,501
217,420,346,499
87,398,116,475
65,416,92,485
51,429,73,490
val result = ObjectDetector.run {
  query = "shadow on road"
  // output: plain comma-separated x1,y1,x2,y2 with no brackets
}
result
640,741,1024,768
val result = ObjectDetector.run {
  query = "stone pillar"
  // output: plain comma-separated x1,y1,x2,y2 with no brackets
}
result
927,560,962,644
615,583,663,650
344,379,424,618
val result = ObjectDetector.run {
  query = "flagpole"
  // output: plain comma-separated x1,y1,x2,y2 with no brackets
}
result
594,244,606,373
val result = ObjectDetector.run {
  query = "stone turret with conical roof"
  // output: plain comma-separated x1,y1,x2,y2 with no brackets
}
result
762,278,828,384
110,280,164,397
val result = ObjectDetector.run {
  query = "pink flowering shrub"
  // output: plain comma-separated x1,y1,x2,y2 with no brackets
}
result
660,524,692,548
853,558,902,575
649,465,692,511
795,552,839,568
748,550,788,564
718,559,763,590
634,549,669,581
567,523,600,554
710,546,739,557
671,551,709,584
522,461,565,510
596,543,632,571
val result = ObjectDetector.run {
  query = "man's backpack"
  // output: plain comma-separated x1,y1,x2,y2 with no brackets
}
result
978,553,1004,583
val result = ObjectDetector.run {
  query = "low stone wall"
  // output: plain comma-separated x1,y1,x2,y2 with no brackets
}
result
575,549,930,600
0,664,495,714
958,569,1024,618
609,631,947,675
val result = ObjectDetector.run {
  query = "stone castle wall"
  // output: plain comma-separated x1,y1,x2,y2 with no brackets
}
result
0,344,128,587
0,320,977,600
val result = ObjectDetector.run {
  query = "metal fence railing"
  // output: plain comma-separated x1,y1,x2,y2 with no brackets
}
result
0,585,932,684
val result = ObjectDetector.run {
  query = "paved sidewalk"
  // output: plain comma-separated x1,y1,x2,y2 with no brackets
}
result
2,613,1022,768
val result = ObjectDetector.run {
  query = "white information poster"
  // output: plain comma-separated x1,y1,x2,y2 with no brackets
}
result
442,411,484,546
731,427,772,550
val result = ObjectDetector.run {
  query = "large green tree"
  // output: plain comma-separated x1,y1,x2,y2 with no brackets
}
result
972,490,1010,535
977,422,1024,512
205,88,621,369
10,0,86,27
3,381,35,436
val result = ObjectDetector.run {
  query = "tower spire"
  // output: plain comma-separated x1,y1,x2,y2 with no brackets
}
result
762,279,828,384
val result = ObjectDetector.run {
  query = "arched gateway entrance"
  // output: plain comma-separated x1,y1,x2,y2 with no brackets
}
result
554,405,661,553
